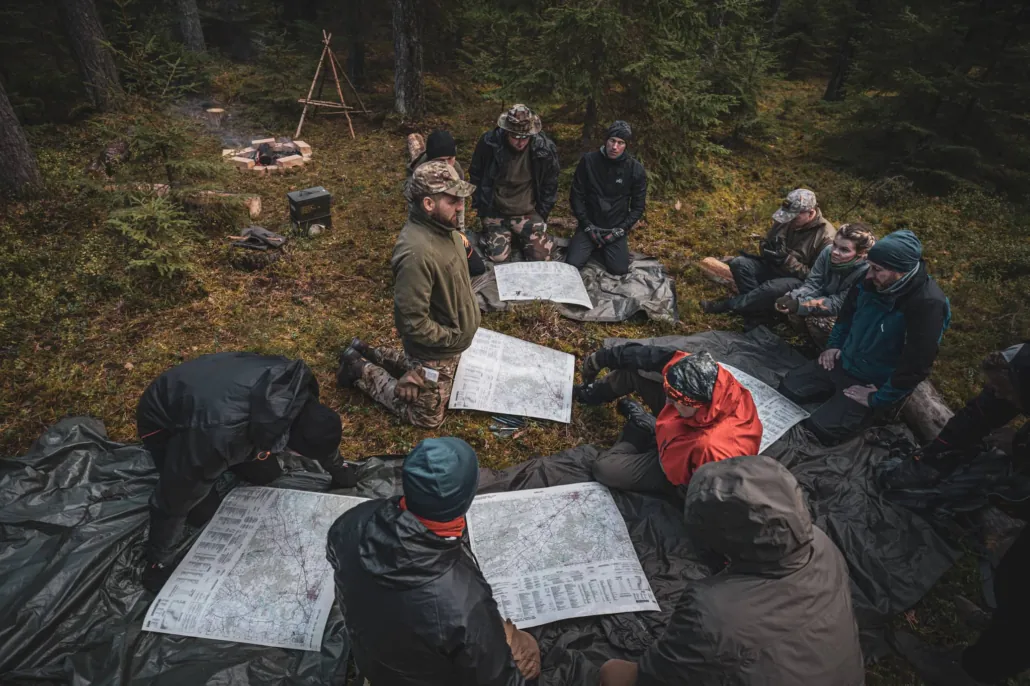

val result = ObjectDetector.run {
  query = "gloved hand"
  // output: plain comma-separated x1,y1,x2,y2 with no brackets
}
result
585,224,605,248
581,349,611,385
325,461,359,489
598,227,626,246
395,368,426,403
775,295,800,313
142,561,173,593
761,236,788,264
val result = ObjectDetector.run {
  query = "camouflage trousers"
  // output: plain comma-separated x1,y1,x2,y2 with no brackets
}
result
354,345,460,429
481,214,554,263
788,313,836,348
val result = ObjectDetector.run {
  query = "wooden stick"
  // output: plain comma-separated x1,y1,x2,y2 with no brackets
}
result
330,48,370,115
323,32,356,139
295,41,329,139
296,99,354,108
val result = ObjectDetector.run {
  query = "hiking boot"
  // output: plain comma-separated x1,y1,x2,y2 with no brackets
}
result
616,399,658,451
892,631,986,686
700,299,732,314
336,347,368,389
573,382,619,406
953,596,992,631
349,337,372,358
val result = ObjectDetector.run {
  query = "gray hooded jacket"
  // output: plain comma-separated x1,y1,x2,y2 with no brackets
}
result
787,244,869,316
638,455,865,686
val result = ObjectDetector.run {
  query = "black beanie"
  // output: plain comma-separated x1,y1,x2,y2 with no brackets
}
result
867,229,922,273
425,130,457,160
287,401,342,461
606,120,632,142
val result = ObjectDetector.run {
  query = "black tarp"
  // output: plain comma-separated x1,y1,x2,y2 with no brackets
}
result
1,329,960,684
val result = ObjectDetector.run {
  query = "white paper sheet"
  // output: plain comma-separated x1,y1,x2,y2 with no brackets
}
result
449,328,575,423
143,487,366,651
467,482,660,629
493,261,594,309
720,363,809,451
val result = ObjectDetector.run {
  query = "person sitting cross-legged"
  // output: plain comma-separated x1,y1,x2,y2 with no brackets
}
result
778,229,951,444
599,455,865,686
776,222,877,346
326,438,540,686
575,345,762,496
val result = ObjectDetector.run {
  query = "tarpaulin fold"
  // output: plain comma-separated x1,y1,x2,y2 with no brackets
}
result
1,329,959,685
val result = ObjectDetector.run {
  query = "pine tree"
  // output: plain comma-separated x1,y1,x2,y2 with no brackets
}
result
392,0,425,119
0,80,42,196
56,0,124,110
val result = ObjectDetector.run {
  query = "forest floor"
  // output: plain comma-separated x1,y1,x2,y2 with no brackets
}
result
2,61,1029,684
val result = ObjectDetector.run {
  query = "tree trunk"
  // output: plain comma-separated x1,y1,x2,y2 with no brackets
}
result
391,0,424,119
581,96,597,147
0,81,42,196
344,0,366,85
221,0,253,62
823,29,854,101
175,0,206,53
56,0,123,110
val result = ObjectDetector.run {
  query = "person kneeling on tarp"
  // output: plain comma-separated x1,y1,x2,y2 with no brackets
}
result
599,455,864,686
137,352,353,592
778,229,951,445
575,346,762,495
326,438,540,686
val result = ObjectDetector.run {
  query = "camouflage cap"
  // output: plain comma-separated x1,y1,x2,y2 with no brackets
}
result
497,104,543,136
410,160,476,199
772,188,818,224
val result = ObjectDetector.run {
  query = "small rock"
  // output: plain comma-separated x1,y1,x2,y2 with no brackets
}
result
309,223,325,237
124,362,134,371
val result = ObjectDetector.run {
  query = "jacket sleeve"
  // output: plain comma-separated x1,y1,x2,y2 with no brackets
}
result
394,252,463,350
468,136,489,214
467,246,487,277
621,160,648,231
569,156,590,228
454,586,526,686
781,252,812,279
636,587,724,686
826,284,859,349
535,145,560,220
603,343,681,373
790,247,829,308
870,297,950,407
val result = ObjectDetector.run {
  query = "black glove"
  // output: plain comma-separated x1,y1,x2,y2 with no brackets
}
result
585,224,605,248
775,295,800,313
760,237,788,264
581,349,611,384
599,227,625,245
142,561,174,593
325,461,359,489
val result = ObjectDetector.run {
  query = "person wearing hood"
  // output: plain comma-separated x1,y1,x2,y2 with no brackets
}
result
599,455,865,686
326,438,540,686
575,345,762,494
776,222,877,346
137,352,350,592
337,161,481,429
406,129,486,277
565,120,648,276
891,341,1030,686
780,229,951,444
701,188,836,316
469,104,560,263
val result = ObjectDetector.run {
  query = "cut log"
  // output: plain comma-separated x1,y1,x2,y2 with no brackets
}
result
901,380,954,442
293,140,312,156
194,191,261,218
205,108,225,127
406,133,425,165
231,156,255,170
250,137,275,146
699,257,738,292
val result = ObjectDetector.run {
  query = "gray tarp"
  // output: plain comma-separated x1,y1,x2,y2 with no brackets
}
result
0,329,958,685
472,239,679,324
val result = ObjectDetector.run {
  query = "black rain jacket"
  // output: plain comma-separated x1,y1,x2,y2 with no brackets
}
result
569,149,647,232
468,128,559,220
326,498,525,686
637,456,865,686
137,352,319,562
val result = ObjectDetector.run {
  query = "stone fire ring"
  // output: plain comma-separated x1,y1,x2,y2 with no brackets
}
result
223,138,313,175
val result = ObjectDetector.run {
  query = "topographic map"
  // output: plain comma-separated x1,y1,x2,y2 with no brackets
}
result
494,261,594,309
467,482,660,628
449,328,574,423
720,363,809,451
143,487,367,651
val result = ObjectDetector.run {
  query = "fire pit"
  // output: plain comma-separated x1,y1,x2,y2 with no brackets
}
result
224,138,313,175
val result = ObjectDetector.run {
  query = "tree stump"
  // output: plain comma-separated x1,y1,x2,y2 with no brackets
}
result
699,257,738,291
901,380,955,442
205,108,225,128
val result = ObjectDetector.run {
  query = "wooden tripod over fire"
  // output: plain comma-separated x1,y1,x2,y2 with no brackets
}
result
295,31,370,139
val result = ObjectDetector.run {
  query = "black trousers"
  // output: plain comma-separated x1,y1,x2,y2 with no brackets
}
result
962,525,1030,682
565,230,631,275
726,256,801,314
779,359,875,445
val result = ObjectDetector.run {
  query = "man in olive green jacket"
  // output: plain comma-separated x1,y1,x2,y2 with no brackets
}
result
337,161,481,428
